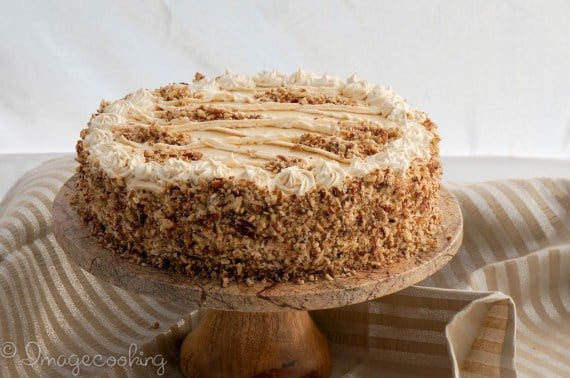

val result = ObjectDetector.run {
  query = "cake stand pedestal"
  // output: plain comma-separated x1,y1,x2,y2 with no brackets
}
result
52,177,462,377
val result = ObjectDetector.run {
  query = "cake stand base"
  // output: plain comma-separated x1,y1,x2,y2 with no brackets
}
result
180,310,330,377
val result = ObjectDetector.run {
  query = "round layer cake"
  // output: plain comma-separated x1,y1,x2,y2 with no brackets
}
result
72,69,442,285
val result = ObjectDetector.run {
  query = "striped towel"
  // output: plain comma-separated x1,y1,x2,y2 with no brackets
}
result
0,157,568,377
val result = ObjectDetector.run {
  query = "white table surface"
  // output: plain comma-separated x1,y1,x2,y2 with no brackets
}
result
1,154,568,203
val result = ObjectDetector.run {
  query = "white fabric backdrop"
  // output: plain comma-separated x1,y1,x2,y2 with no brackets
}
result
1,0,570,158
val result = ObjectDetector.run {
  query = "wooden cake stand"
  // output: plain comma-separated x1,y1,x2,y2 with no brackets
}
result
52,177,463,377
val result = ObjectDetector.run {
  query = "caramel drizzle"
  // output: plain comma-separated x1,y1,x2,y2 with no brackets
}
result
156,102,380,116
111,87,394,166
163,118,337,136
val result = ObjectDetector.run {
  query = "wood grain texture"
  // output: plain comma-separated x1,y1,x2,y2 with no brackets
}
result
52,175,463,312
180,310,331,377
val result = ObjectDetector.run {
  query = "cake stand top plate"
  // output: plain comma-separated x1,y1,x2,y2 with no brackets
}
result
53,176,462,312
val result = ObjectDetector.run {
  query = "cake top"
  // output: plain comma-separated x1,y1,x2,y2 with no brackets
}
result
80,69,435,195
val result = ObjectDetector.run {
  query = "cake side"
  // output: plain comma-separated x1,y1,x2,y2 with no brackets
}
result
72,69,442,285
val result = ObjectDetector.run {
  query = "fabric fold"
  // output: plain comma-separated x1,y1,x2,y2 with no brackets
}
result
446,292,516,377
312,287,517,377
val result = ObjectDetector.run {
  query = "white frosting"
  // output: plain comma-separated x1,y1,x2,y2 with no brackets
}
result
252,70,288,87
189,77,238,102
365,122,432,171
348,157,370,177
223,153,242,167
313,73,343,88
127,89,155,111
84,128,113,147
83,69,434,194
241,166,272,188
190,77,220,93
215,69,255,91
159,158,195,181
311,160,346,188
140,158,232,184
89,113,128,128
273,166,316,196
366,85,410,119
104,99,134,117
134,160,160,181
204,89,237,102
190,158,231,184
90,142,136,178
341,74,372,100
288,69,318,86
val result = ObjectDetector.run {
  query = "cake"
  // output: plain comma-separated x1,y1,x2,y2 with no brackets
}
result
72,69,442,285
